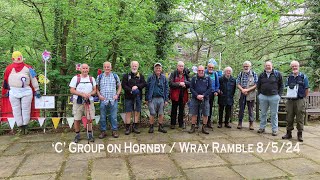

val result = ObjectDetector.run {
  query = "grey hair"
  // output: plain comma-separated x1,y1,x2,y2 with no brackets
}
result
103,61,112,67
80,63,90,69
177,61,184,66
290,60,299,67
224,66,233,74
243,61,252,67
131,61,139,67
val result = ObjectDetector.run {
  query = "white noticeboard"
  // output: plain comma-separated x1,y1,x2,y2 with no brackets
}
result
35,96,55,109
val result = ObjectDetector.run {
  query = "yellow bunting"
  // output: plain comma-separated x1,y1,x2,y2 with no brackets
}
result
52,118,60,129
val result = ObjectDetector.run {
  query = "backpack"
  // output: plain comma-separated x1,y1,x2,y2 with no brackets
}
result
127,72,140,81
76,74,93,88
194,75,209,87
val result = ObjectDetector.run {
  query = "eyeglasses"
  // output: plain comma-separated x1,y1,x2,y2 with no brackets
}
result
198,70,204,72
243,66,249,68
208,67,214,69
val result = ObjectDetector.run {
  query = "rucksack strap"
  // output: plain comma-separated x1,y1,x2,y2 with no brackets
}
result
76,74,93,88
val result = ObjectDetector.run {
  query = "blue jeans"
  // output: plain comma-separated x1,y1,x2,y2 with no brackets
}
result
100,100,118,131
258,94,280,132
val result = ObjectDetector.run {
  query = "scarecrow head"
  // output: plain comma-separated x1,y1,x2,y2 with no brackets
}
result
12,51,24,63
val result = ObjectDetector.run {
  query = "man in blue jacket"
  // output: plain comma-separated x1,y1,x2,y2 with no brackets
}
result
204,60,220,128
189,65,212,134
145,63,169,133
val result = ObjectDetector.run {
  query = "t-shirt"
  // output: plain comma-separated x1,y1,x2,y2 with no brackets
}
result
69,76,96,101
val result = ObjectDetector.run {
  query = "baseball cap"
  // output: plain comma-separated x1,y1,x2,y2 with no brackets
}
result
154,62,162,67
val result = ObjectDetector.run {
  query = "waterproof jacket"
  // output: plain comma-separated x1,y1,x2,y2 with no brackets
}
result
169,69,190,103
218,75,236,106
145,73,169,102
122,72,147,100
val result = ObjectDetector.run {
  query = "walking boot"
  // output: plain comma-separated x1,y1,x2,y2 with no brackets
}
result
237,122,242,129
282,130,292,139
206,122,213,129
98,131,107,139
225,123,232,128
188,124,196,134
217,123,222,128
125,124,131,135
132,123,141,134
74,133,80,143
202,124,209,134
297,131,303,142
148,124,154,133
249,121,254,130
158,124,167,133
88,132,95,142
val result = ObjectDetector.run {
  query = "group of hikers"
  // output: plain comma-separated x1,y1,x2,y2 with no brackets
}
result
70,59,309,143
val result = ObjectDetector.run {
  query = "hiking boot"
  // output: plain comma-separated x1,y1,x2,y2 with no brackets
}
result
206,123,213,129
98,132,107,139
202,125,209,134
158,124,167,133
225,123,232,128
249,121,254,130
179,123,184,128
189,124,196,134
257,129,265,134
74,134,80,143
132,123,140,134
237,122,242,129
125,124,131,135
148,124,154,133
297,131,303,142
170,125,175,129
272,131,277,136
112,131,119,138
88,133,94,142
282,130,292,139
217,124,222,128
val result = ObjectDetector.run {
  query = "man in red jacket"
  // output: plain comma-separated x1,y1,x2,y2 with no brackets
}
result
169,61,190,129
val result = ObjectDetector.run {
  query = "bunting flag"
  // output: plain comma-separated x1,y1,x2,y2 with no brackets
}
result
81,116,88,128
66,117,74,129
120,113,126,123
38,117,46,127
7,118,16,129
52,118,60,129
94,115,100,124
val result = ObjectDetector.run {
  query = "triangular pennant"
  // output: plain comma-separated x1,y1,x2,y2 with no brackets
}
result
52,118,60,129
38,117,46,127
81,116,88,128
94,116,100,124
8,118,16,129
120,113,126,123
66,117,74,129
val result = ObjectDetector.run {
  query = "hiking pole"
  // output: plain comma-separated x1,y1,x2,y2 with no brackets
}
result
197,99,204,135
85,101,94,144
132,96,136,132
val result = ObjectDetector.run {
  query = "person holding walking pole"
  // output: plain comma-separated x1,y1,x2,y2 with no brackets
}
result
69,64,96,143
122,61,146,135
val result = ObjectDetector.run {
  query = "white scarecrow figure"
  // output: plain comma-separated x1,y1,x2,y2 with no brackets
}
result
2,51,41,133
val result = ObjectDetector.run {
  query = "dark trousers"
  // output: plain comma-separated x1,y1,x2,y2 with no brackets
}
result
238,94,254,122
208,93,215,124
171,99,185,127
286,99,304,131
219,105,232,125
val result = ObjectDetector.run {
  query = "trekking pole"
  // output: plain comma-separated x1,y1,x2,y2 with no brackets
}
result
197,99,203,135
132,96,136,132
85,101,93,144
